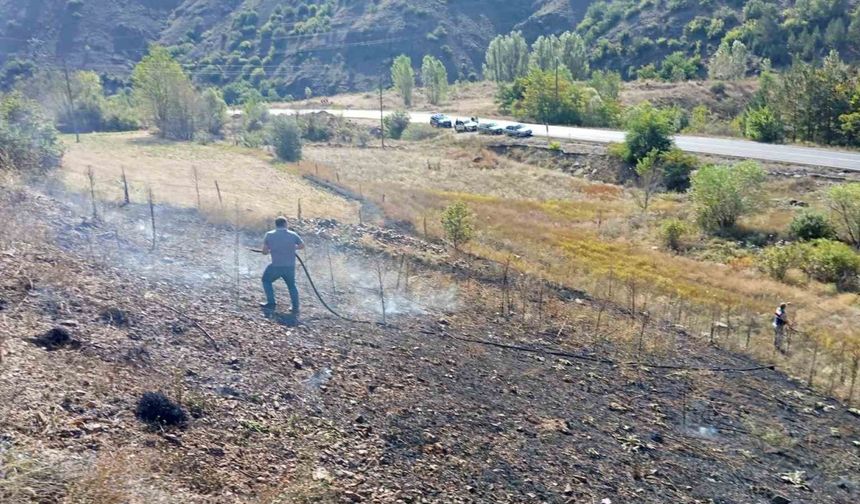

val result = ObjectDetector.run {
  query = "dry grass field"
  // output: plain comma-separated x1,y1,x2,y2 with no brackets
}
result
61,132,359,229
299,134,860,401
55,130,860,402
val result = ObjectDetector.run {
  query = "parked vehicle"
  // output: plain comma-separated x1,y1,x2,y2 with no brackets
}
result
454,119,478,132
430,114,452,128
504,124,533,138
477,122,504,135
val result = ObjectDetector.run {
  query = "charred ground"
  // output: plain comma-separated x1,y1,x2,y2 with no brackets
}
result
1,181,860,503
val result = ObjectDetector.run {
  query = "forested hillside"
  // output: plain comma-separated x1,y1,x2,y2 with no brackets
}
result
1,0,859,96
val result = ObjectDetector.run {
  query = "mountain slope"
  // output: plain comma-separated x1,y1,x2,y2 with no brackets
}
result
1,0,859,96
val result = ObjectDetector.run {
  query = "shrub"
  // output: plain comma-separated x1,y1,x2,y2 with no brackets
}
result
660,148,699,192
383,110,410,139
548,141,562,151
690,161,766,232
440,201,474,251
744,105,783,143
826,183,860,247
135,392,187,426
660,218,689,251
623,102,675,164
757,244,800,281
798,239,860,288
269,116,302,161
789,211,835,241
299,113,333,142
0,92,63,172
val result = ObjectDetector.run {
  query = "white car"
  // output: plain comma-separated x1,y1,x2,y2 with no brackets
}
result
454,119,478,132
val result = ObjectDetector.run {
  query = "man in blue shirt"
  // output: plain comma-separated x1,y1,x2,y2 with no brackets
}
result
260,216,305,314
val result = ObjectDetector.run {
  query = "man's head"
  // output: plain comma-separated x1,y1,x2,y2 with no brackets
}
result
275,216,288,229
780,302,788,309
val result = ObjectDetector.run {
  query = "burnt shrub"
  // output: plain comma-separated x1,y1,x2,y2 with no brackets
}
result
31,326,80,350
135,391,188,426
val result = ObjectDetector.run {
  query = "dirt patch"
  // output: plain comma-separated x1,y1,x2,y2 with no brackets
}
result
487,142,630,184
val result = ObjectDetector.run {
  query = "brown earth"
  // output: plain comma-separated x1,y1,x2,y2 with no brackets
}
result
2,175,860,503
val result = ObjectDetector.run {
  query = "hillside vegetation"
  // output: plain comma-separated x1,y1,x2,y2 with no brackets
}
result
2,0,860,97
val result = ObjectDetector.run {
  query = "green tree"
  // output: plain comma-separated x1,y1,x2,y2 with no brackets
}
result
690,161,766,232
421,55,448,105
529,35,562,72
588,70,621,101
559,32,590,80
390,54,415,107
513,69,586,125
269,116,302,162
440,201,474,251
483,31,529,82
199,87,227,136
622,102,675,164
707,40,749,80
383,110,410,139
827,183,860,247
659,51,701,81
132,45,199,140
744,105,784,143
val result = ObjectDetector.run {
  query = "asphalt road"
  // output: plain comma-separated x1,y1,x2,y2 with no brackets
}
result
270,108,860,171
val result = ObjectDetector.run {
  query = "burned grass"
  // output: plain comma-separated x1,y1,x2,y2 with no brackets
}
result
1,178,860,502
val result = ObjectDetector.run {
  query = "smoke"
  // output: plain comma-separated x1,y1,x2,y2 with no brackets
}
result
37,182,459,322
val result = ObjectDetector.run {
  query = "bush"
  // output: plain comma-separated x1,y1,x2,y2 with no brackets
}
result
660,218,689,251
299,113,334,142
789,211,835,241
623,102,675,164
690,161,766,232
440,201,474,251
269,116,302,161
383,110,410,139
799,239,860,288
0,92,63,172
135,392,187,426
660,148,699,192
744,105,783,143
826,183,860,247
757,244,800,281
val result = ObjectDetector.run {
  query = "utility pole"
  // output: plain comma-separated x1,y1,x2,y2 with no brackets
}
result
379,73,385,149
63,61,80,143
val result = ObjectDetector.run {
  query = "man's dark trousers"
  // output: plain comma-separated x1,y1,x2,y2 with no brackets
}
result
262,265,299,311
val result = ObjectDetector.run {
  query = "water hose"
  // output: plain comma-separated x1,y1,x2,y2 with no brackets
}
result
295,253,371,324
251,248,371,324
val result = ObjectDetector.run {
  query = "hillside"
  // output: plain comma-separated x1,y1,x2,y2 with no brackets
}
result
0,0,583,95
2,143,860,502
2,0,859,95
